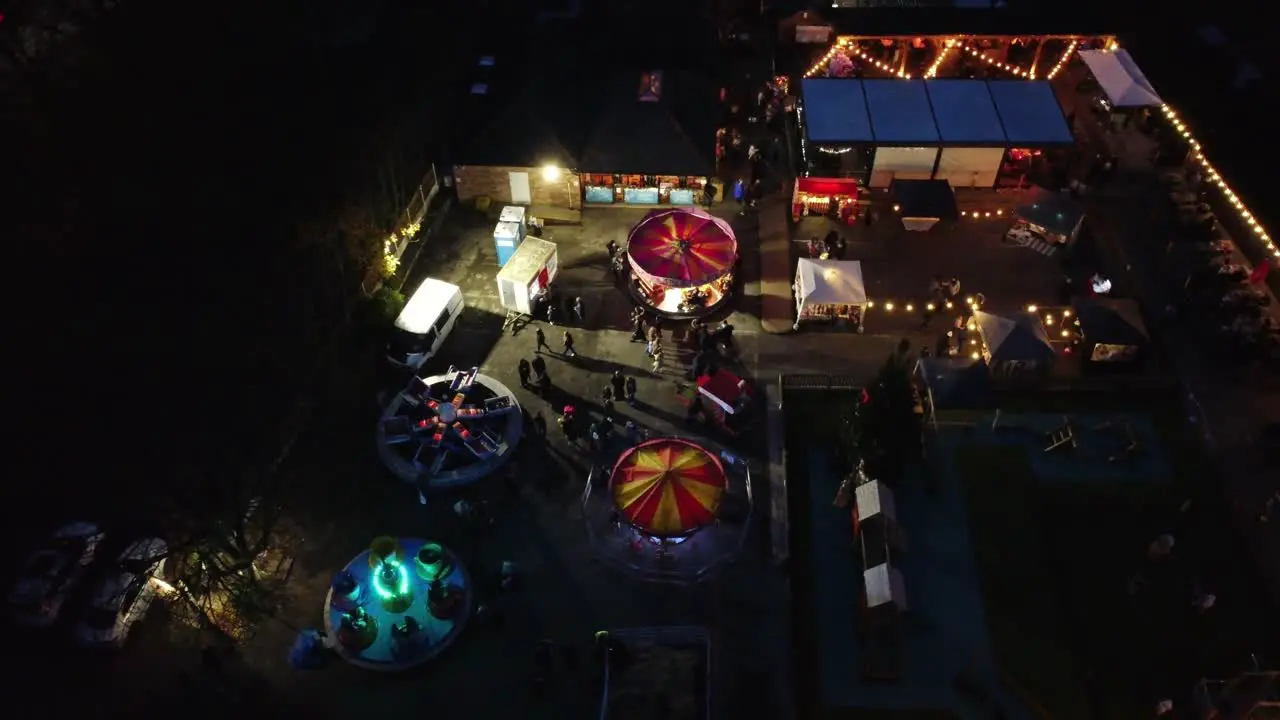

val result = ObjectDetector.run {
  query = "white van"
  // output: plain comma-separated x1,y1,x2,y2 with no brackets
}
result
386,278,464,370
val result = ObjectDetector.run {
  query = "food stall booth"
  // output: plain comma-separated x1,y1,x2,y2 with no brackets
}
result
793,258,867,331
626,208,737,318
792,177,860,224
971,310,1056,381
1005,186,1084,252
891,179,959,232
495,237,558,328
493,206,526,267
1072,296,1149,369
691,369,755,437
1077,49,1162,131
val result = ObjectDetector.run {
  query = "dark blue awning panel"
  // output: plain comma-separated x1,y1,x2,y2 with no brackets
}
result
801,79,874,143
987,81,1074,145
862,80,940,144
925,80,1007,144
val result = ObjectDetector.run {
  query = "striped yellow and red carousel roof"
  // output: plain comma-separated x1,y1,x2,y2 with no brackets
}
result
610,438,728,537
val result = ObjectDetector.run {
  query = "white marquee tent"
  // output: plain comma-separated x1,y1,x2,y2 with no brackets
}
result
794,259,867,330
1078,49,1163,108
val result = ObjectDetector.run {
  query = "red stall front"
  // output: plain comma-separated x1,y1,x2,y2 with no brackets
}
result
793,177,860,225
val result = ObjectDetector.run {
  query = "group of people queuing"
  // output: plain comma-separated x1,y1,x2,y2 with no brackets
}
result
534,290,588,328
919,274,964,332
807,230,848,260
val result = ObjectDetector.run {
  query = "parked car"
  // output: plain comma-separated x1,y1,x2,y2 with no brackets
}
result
77,538,169,648
7,522,105,628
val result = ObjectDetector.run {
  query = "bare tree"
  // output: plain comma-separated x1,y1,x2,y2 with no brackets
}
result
159,458,295,642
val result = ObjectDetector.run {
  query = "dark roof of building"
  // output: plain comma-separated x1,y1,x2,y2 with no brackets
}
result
578,70,719,176
821,7,1114,37
449,15,720,175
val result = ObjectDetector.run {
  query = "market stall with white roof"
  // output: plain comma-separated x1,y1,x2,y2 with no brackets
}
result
793,258,867,331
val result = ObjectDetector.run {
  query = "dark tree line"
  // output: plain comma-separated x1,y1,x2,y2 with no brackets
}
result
8,0,456,635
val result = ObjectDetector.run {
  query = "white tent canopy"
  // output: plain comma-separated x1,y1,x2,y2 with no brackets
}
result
795,258,866,308
1079,49,1162,108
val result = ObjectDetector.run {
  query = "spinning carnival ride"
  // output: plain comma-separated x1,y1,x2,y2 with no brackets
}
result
377,368,523,489
611,438,729,539
584,437,751,583
323,537,472,671
626,208,738,318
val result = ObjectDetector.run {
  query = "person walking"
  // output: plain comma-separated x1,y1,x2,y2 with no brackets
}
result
610,370,626,400
535,327,550,354
732,177,746,215
630,308,646,342
517,358,532,388
606,239,619,260
572,296,585,325
646,324,662,356
546,301,558,326
691,350,708,379
651,349,664,373
531,355,549,393
562,330,578,358
625,375,637,407
600,386,614,415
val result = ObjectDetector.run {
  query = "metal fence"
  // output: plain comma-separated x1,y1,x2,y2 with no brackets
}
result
780,374,862,391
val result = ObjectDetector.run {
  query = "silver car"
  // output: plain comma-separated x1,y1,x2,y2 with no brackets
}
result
77,538,169,648
7,522,105,628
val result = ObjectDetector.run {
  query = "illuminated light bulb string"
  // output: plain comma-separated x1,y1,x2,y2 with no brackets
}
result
961,46,1031,78
1161,104,1279,259
1045,40,1079,80
1026,305,1083,348
925,39,959,79
843,43,911,79
804,42,849,79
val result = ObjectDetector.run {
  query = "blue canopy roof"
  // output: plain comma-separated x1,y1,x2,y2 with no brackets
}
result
987,81,1074,145
924,80,1007,144
862,80,939,144
801,79,873,143
802,79,1074,147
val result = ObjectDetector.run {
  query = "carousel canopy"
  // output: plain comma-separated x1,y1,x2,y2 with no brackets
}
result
973,310,1056,364
1073,296,1149,346
627,208,738,288
1079,49,1162,108
610,438,728,537
795,258,866,306
1016,186,1085,238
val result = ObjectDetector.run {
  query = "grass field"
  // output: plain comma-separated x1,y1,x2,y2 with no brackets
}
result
955,444,1089,720
956,438,1183,719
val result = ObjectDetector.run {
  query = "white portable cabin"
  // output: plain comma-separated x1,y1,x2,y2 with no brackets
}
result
496,237,559,315
864,563,908,612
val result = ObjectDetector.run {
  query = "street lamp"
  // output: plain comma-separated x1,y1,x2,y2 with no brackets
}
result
542,164,561,181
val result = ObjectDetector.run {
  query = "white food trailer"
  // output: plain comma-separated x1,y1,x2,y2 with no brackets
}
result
496,237,559,327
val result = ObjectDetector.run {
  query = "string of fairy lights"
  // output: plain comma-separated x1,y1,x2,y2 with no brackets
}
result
1044,40,1078,80
960,45,1032,78
924,39,958,79
798,38,1278,262
843,42,911,79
